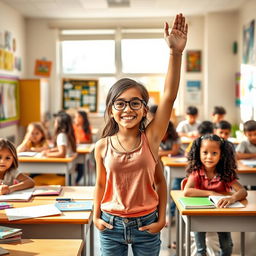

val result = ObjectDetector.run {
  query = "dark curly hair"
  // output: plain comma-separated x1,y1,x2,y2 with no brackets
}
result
186,134,237,182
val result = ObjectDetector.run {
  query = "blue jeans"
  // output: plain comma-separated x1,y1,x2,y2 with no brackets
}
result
171,177,183,216
194,232,233,256
99,210,161,256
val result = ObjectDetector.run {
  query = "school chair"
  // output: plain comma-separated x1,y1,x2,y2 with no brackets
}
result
180,178,220,256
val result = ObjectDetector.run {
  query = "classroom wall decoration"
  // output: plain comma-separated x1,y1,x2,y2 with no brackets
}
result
62,78,98,112
34,59,52,77
186,80,201,104
186,50,201,72
0,76,19,128
243,19,255,64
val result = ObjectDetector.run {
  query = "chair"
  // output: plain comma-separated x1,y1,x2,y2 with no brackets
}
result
180,178,220,256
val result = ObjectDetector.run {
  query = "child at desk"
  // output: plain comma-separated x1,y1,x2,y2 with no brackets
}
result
184,134,247,256
0,138,35,194
176,106,200,139
214,120,231,140
43,111,76,158
17,122,48,153
93,13,187,256
211,106,226,124
73,109,93,185
236,120,256,160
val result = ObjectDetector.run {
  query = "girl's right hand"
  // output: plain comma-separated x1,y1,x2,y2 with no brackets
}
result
93,217,113,231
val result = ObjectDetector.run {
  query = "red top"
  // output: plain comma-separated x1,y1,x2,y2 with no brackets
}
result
191,169,237,192
73,125,92,144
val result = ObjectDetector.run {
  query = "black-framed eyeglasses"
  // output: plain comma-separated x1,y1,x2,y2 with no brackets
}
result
112,98,146,111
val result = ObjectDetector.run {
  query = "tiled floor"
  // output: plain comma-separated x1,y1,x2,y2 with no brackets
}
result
94,223,256,256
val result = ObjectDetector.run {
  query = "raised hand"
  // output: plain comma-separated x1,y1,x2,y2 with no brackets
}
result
164,13,188,53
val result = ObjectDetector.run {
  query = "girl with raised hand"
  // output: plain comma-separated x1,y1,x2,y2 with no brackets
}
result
93,13,188,256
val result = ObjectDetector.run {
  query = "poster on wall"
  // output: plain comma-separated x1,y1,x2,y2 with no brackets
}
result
186,50,201,72
186,80,201,104
34,59,52,77
243,20,255,64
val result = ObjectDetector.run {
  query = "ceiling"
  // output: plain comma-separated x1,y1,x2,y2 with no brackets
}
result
1,0,247,19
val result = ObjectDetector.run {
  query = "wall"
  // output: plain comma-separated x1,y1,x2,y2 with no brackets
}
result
204,11,239,124
0,1,26,142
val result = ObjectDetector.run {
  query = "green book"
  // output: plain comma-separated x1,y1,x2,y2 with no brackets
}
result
179,197,216,209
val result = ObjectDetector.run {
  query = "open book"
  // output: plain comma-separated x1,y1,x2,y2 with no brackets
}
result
0,189,33,202
209,195,245,208
33,185,62,196
240,159,256,168
179,196,245,209
0,226,22,239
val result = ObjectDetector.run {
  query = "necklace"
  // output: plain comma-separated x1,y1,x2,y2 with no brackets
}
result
116,133,140,159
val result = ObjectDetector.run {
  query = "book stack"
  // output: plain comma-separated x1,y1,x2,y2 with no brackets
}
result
0,202,13,210
0,226,22,244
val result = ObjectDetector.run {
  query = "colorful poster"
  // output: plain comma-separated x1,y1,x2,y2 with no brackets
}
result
186,50,201,72
186,80,201,104
34,59,52,77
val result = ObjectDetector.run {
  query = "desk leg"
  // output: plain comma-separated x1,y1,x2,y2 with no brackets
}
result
185,217,191,256
83,155,87,186
179,214,184,256
90,223,94,256
240,232,245,256
166,166,172,248
176,208,180,256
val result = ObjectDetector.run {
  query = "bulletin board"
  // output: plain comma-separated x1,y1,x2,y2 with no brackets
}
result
0,75,19,128
62,78,98,112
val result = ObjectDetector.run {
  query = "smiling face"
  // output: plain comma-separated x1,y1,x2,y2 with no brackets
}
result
111,87,147,130
0,148,14,174
200,139,221,172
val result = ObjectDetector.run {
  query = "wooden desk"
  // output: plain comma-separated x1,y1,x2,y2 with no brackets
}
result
76,144,95,186
18,155,77,185
237,161,256,186
35,186,94,200
171,190,256,256
1,239,84,256
161,156,187,247
0,198,93,256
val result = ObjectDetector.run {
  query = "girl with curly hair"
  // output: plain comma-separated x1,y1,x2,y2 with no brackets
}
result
184,134,247,256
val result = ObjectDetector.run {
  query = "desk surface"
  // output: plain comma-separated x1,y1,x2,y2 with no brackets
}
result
237,161,256,173
171,190,256,216
35,186,94,200
18,154,77,163
1,239,84,256
76,143,95,154
0,199,92,224
161,156,188,167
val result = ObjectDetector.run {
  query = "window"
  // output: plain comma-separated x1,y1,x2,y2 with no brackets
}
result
62,40,115,74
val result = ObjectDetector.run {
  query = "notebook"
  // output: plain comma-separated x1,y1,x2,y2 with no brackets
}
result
240,159,256,168
55,201,93,211
17,152,38,157
209,195,245,208
0,226,22,239
179,197,215,209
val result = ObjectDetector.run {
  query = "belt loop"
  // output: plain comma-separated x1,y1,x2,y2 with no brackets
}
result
137,217,142,228
109,215,114,226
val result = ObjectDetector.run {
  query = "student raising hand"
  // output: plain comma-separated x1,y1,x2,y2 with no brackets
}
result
164,13,188,53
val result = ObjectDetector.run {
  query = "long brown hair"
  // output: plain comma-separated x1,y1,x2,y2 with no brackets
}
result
101,78,149,138
54,111,76,152
0,138,18,170
27,122,47,146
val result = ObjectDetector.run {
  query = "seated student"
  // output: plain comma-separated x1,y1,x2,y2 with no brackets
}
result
43,111,76,158
0,138,35,194
176,106,200,138
236,120,256,160
214,120,231,140
17,122,48,153
73,110,92,144
185,121,214,156
212,106,226,124
73,109,93,185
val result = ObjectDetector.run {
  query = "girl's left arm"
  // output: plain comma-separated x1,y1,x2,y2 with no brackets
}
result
217,181,248,208
8,173,35,193
147,13,188,154
45,145,66,158
139,161,167,233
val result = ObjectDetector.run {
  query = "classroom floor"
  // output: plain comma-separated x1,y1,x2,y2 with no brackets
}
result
94,222,256,256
